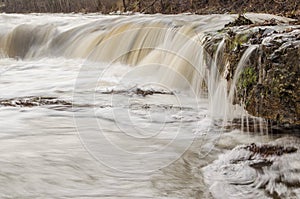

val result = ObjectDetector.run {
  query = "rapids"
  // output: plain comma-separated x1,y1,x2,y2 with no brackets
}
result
0,13,299,198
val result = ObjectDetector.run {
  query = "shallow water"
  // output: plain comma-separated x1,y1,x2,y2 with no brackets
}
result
0,13,298,198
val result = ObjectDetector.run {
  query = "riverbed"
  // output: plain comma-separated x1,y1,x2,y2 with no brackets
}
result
0,13,298,198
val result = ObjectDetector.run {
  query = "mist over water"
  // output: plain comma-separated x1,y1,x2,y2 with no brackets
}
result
0,13,298,198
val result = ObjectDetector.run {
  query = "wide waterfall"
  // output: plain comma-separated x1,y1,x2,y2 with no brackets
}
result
0,13,298,198
0,13,258,123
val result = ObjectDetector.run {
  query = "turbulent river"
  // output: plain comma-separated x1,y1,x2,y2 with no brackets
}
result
0,13,299,198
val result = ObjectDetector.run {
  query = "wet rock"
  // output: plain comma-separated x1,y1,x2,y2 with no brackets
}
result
99,87,174,97
206,22,300,128
225,15,253,27
0,96,72,107
203,137,300,199
136,88,155,97
244,32,300,126
249,18,278,27
244,143,297,157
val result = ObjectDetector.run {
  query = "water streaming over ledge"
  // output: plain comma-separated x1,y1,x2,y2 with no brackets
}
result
0,13,298,198
0,13,259,122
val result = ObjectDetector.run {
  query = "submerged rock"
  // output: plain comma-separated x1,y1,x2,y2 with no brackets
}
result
203,137,300,199
99,87,175,97
0,96,72,107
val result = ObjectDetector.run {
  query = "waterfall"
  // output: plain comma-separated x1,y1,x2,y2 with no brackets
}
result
0,14,262,130
228,45,259,105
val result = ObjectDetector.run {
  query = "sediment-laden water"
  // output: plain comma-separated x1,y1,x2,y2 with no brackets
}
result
0,13,299,198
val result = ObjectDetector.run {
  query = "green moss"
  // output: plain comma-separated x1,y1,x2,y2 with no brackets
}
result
235,33,250,44
226,32,251,52
238,66,258,90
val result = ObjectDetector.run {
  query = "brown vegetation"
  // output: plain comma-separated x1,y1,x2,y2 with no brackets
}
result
0,0,299,19
1,0,121,13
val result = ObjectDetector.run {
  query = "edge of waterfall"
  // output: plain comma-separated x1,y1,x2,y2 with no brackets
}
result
0,13,298,133
203,14,300,132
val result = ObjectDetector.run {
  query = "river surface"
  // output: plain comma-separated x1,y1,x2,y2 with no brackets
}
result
0,13,298,198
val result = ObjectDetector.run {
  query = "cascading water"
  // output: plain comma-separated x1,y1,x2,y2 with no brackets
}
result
0,13,255,123
0,13,298,198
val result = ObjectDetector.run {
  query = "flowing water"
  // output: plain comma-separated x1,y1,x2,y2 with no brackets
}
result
0,13,299,198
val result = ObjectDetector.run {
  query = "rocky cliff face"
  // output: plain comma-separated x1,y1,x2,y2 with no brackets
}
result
245,29,299,127
205,15,300,129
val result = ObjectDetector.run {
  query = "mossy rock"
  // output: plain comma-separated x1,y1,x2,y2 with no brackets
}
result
225,15,253,27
